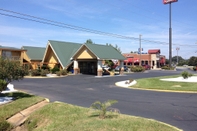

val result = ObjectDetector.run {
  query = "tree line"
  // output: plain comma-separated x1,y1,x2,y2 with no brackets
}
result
166,56,197,66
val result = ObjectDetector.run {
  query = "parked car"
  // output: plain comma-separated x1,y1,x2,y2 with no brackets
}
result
102,65,111,70
142,65,151,70
115,66,128,71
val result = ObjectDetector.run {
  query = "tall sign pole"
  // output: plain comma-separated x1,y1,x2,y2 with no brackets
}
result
169,2,172,67
163,0,178,68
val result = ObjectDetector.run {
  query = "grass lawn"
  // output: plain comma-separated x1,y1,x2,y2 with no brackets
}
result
0,92,45,130
132,75,197,92
23,102,180,131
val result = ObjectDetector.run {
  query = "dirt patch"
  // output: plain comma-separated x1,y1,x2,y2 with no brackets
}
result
171,85,182,88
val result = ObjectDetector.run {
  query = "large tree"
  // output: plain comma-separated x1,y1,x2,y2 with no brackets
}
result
172,56,184,63
188,56,197,66
85,39,94,44
0,57,27,92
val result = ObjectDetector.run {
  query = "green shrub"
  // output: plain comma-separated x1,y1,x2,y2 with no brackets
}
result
161,65,175,70
181,71,193,79
0,57,27,86
31,69,41,76
0,79,7,92
51,66,60,74
56,71,61,76
130,66,145,72
56,69,67,76
40,69,49,76
60,69,67,76
193,66,196,71
0,121,13,131
90,100,118,119
41,65,50,71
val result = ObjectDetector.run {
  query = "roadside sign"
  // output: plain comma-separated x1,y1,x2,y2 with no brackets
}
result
163,0,178,4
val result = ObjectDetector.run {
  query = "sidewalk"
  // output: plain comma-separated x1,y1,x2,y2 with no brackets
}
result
7,99,49,128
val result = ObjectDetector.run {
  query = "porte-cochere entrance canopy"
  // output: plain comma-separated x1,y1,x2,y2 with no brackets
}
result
42,40,126,76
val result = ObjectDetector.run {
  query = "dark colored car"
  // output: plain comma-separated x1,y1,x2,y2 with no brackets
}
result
115,66,128,71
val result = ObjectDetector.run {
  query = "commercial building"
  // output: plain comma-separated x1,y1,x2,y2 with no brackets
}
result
123,49,165,69
22,46,45,69
42,40,126,76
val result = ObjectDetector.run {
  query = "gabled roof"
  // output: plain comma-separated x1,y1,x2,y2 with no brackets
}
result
148,49,160,54
22,46,45,60
84,43,125,60
47,40,82,68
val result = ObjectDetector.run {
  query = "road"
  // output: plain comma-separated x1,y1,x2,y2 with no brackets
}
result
12,69,197,131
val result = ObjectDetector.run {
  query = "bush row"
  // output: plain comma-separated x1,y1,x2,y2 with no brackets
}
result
129,66,145,72
30,67,67,76
161,65,175,70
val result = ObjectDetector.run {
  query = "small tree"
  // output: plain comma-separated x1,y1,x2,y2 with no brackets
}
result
0,57,27,92
90,100,118,119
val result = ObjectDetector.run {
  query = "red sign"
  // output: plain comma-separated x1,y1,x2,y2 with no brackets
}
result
163,0,178,4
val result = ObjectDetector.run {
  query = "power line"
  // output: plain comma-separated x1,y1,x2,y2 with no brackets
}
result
0,8,196,47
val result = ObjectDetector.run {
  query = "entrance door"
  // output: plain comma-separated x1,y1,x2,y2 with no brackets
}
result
79,61,97,75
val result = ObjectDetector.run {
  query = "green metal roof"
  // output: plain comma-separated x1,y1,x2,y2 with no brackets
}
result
0,45,22,51
85,43,126,60
48,40,82,68
22,46,45,60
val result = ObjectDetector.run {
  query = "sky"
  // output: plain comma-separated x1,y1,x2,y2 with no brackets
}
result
0,0,196,59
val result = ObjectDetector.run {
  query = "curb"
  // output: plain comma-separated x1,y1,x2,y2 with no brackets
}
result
115,82,197,93
7,99,49,127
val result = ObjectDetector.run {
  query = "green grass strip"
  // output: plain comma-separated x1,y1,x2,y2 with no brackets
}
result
24,102,181,131
0,92,45,121
132,75,197,91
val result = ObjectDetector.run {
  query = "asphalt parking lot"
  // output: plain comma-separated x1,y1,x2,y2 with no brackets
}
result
12,69,197,131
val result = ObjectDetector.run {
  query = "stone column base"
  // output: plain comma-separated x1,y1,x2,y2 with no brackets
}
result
74,68,78,75
97,69,103,76
119,68,124,75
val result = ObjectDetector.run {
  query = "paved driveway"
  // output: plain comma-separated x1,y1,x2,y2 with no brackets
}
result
12,70,197,131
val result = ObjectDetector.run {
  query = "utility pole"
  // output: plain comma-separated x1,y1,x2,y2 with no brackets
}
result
139,34,142,66
176,47,180,65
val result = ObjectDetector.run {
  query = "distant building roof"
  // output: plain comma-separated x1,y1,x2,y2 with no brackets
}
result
148,49,160,54
22,46,45,60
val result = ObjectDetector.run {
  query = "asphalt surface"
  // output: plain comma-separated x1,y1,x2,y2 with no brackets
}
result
12,69,197,131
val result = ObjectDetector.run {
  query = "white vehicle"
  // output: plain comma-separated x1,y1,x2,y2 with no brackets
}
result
102,65,110,70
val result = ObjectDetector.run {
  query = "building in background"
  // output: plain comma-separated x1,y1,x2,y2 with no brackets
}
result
22,46,45,69
0,45,26,65
123,49,166,69
42,40,125,76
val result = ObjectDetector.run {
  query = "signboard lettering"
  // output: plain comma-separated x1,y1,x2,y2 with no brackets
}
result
163,0,178,4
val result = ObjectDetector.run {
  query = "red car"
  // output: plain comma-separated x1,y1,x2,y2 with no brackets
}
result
143,65,151,70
